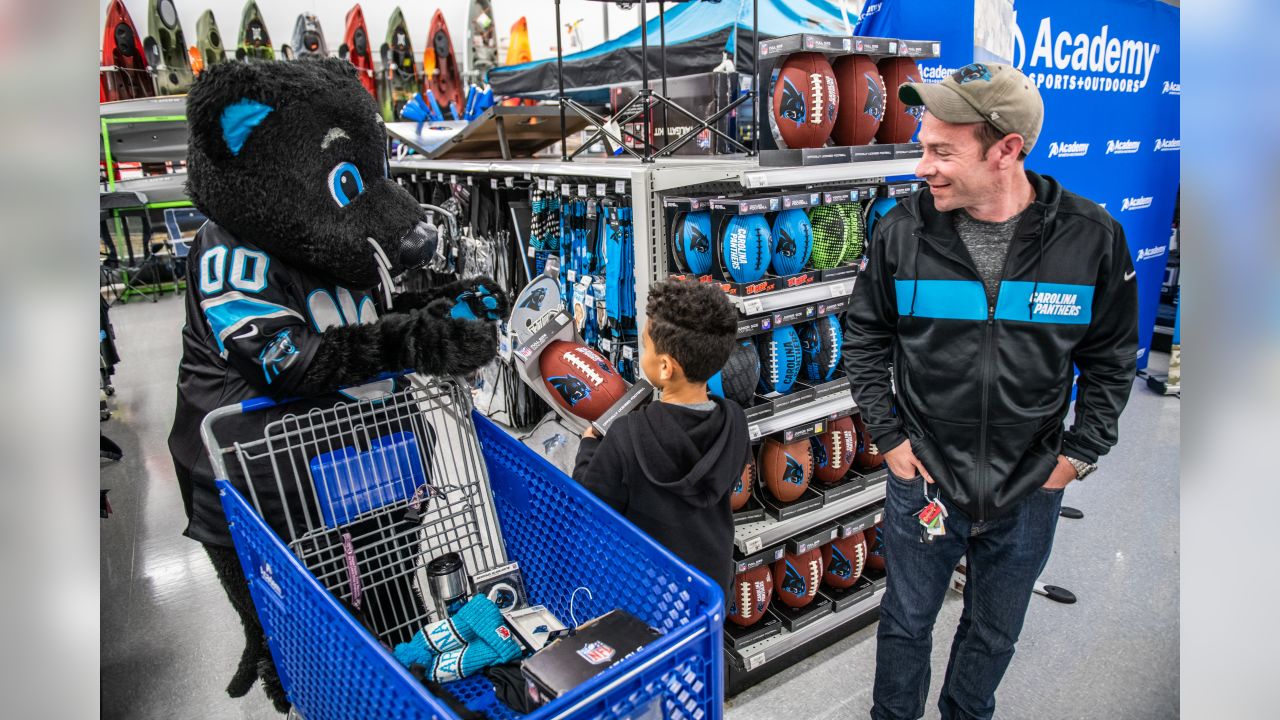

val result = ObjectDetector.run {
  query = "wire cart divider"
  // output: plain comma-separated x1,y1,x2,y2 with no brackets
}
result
204,375,724,719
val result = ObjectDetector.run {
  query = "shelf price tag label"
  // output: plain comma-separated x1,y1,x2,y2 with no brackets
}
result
616,180,627,194
748,423,761,440
622,345,634,359
537,178,546,191
830,283,848,298
743,299,764,315
745,536,763,554
451,174,459,184
744,653,765,671
578,183,588,196
490,178,499,189
596,183,607,197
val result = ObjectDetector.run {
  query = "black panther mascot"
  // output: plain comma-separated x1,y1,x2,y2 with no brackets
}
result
167,58,505,712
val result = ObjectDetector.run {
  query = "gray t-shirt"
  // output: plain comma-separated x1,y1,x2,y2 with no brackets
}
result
954,209,1024,306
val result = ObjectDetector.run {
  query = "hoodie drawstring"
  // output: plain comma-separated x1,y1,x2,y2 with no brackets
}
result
1027,207,1057,319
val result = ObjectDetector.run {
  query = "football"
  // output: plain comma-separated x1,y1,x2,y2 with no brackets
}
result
758,437,813,503
800,315,843,384
831,54,886,146
822,531,868,589
539,340,628,422
807,205,854,269
727,564,774,627
675,210,713,275
772,547,824,609
865,523,886,572
851,413,885,470
836,203,865,265
730,454,755,511
769,209,814,276
757,326,802,394
708,338,761,408
811,415,856,484
864,197,898,246
875,57,924,144
719,213,772,283
770,52,839,149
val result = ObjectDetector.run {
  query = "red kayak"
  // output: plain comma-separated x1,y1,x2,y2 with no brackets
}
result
342,4,377,97
422,10,464,120
100,0,155,102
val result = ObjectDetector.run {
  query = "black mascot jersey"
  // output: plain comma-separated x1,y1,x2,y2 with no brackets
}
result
169,220,396,546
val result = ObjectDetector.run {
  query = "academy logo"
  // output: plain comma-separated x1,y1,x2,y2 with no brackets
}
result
920,65,960,82
1137,245,1167,261
1032,291,1083,318
1121,196,1153,211
1153,138,1181,152
1162,81,1181,95
1106,140,1141,155
1047,141,1090,158
1012,13,1161,94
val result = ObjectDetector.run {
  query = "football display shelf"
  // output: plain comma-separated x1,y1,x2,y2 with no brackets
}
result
734,475,885,555
738,158,920,190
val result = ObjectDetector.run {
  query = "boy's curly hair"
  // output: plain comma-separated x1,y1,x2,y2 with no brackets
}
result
646,280,738,382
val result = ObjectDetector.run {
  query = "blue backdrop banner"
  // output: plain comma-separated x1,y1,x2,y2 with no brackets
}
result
858,0,1180,369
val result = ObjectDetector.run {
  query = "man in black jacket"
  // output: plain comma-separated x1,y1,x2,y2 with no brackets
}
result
843,63,1138,720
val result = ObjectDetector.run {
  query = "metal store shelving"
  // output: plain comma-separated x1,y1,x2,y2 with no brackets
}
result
728,586,887,673
734,478,886,555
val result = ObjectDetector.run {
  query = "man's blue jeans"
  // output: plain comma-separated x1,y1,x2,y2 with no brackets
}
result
870,471,1064,720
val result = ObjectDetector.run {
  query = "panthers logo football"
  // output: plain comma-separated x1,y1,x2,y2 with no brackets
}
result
782,559,806,596
783,456,804,485
810,437,830,469
776,229,798,258
864,73,885,120
548,375,590,407
829,546,852,579
685,223,710,255
780,78,807,126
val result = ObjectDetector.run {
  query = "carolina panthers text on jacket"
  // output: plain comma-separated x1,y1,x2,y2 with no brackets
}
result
841,171,1137,521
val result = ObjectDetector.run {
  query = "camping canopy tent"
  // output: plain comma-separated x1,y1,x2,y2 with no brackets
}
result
487,0,854,101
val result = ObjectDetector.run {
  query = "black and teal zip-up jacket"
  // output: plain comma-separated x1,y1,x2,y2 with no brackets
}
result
842,171,1138,521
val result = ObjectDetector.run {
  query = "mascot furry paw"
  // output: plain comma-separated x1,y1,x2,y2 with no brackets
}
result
166,58,505,713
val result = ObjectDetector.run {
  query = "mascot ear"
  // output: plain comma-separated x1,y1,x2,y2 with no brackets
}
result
220,98,274,156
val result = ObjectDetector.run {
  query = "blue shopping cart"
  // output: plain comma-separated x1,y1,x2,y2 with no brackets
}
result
202,375,724,719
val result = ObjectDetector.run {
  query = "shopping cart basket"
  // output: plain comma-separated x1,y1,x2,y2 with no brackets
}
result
203,375,724,719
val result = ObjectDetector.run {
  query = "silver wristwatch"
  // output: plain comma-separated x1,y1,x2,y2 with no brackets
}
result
1065,456,1096,480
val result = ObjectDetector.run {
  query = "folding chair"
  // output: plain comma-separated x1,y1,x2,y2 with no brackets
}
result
162,207,206,292
100,190,160,304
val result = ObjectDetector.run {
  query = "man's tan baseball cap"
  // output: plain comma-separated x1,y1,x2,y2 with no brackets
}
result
898,62,1044,153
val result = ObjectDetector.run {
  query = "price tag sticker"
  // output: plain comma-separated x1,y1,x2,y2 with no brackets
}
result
745,537,763,554
526,246,537,258
537,178,546,191
622,345,634,359
595,183,607,197
578,183,588,197
830,283,848,298
745,653,765,672
743,299,764,315
615,180,627,194
490,178,499,189
561,184,571,196
748,423,761,439
598,337,613,351
506,177,515,188
548,179,556,192
451,174,458,184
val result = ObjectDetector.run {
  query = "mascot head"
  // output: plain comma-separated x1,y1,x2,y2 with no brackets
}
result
186,58,434,290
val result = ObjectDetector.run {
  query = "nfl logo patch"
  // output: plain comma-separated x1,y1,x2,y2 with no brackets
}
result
859,257,868,272
576,641,616,665
496,626,512,641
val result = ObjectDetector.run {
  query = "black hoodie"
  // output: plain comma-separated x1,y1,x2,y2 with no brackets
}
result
842,171,1138,522
573,396,749,595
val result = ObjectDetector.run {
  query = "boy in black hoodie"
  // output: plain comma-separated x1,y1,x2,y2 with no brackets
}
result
572,280,749,595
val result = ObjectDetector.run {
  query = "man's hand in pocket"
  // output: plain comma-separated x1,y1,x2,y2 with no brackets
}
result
883,439,935,484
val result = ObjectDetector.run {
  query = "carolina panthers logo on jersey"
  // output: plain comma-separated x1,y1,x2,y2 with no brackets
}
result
783,560,806,596
548,375,591,406
780,78,807,126
258,329,299,385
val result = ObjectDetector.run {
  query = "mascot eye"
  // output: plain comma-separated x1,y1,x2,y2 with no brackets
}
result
328,162,365,207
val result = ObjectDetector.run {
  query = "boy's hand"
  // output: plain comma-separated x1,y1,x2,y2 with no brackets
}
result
582,426,598,439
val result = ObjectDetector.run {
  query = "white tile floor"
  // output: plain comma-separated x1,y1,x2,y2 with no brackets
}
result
100,294,1179,719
